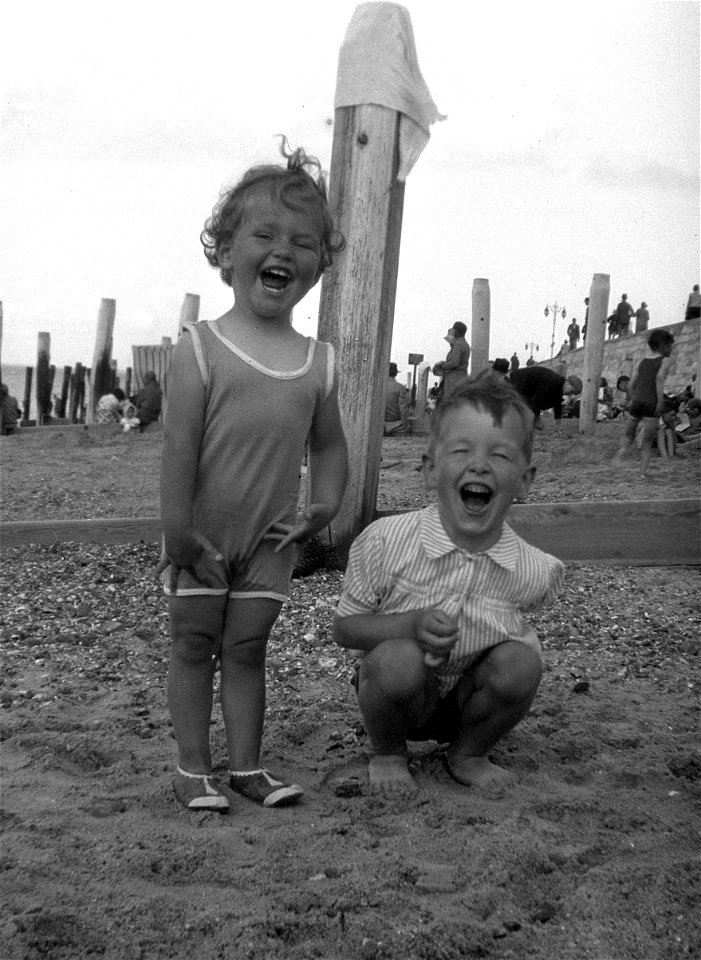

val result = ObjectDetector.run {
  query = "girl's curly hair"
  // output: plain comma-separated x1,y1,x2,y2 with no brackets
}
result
201,137,345,287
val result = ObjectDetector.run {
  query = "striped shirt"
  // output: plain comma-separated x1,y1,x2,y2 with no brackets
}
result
337,505,564,695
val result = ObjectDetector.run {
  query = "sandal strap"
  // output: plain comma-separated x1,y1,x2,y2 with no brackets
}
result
176,766,220,796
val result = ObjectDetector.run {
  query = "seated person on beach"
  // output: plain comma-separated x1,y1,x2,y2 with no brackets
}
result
333,377,564,796
384,362,409,435
96,388,126,424
134,371,162,429
1,384,21,435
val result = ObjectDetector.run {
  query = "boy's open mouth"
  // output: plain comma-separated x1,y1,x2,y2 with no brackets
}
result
459,483,492,513
260,267,292,291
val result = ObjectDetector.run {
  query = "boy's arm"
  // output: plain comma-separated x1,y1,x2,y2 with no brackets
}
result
334,608,459,660
159,335,221,573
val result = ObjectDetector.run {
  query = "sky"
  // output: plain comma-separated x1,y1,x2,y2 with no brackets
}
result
2,0,699,376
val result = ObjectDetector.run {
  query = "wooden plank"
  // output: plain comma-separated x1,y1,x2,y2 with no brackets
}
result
0,518,162,550
377,499,700,566
1,500,698,564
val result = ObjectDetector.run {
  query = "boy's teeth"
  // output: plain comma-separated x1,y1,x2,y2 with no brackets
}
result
462,483,490,494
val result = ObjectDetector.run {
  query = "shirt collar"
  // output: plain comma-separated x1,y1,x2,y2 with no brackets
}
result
420,504,520,570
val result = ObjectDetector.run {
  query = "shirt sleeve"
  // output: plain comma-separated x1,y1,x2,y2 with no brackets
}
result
521,551,565,612
336,523,386,617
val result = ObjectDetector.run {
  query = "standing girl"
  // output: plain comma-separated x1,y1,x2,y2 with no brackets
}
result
160,142,348,811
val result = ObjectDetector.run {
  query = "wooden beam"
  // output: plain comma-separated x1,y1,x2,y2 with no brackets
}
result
378,499,700,566
1,500,698,565
317,102,405,556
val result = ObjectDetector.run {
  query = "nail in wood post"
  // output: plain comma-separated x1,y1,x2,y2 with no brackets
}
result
579,273,610,433
471,279,491,375
36,333,52,425
178,293,200,340
87,298,116,423
317,104,405,555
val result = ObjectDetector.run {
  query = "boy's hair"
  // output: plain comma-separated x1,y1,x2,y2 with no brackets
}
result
452,321,467,338
647,329,674,352
201,137,345,287
429,376,536,460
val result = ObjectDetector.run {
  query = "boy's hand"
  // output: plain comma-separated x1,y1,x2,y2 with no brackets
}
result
263,503,333,553
413,607,459,668
155,529,224,592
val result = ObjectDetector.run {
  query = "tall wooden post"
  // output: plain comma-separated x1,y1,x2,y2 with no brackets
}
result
580,273,610,433
318,104,405,555
471,279,491,374
23,367,33,423
87,298,116,423
59,366,72,418
36,333,52,425
178,293,200,340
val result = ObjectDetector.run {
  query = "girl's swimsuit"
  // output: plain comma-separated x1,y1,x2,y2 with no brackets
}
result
163,320,335,601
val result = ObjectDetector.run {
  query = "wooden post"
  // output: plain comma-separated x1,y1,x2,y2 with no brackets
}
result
178,293,200,340
23,366,33,423
125,367,132,399
48,364,56,418
317,103,405,555
36,333,52,425
580,273,610,433
110,359,118,392
471,279,491,374
59,366,71,419
87,298,116,423
69,362,84,423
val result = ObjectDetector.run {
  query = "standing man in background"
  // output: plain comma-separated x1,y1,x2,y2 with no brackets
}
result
384,362,409,435
635,302,650,333
432,322,470,401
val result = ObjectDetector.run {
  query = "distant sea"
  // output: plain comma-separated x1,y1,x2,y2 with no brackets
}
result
1,363,125,415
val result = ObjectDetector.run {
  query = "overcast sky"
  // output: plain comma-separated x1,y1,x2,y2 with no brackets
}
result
2,0,699,375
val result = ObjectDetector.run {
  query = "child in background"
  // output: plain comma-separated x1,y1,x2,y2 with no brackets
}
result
334,378,564,796
613,329,675,478
159,141,348,811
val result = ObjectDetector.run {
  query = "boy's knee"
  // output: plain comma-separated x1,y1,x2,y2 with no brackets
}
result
361,639,425,698
482,642,542,703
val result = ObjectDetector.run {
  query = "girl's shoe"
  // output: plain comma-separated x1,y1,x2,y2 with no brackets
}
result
229,769,303,807
173,766,229,811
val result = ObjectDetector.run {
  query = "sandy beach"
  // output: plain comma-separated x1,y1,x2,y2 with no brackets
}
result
1,422,699,960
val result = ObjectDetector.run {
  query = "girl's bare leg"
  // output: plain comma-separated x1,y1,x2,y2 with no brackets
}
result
167,594,226,774
220,597,282,771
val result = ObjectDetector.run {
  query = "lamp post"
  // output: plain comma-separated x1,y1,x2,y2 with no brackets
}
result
525,341,539,361
544,303,566,358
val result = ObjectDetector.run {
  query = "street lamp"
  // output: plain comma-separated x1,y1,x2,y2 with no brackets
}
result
524,341,539,361
544,303,566,358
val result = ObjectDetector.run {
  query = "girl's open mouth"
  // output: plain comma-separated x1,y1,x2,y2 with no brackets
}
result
260,267,292,291
459,482,492,513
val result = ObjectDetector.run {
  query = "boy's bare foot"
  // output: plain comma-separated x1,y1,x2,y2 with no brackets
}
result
446,753,514,791
368,755,417,796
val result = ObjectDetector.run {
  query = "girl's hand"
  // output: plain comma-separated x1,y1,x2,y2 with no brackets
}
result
413,607,459,668
263,503,333,553
155,529,224,592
